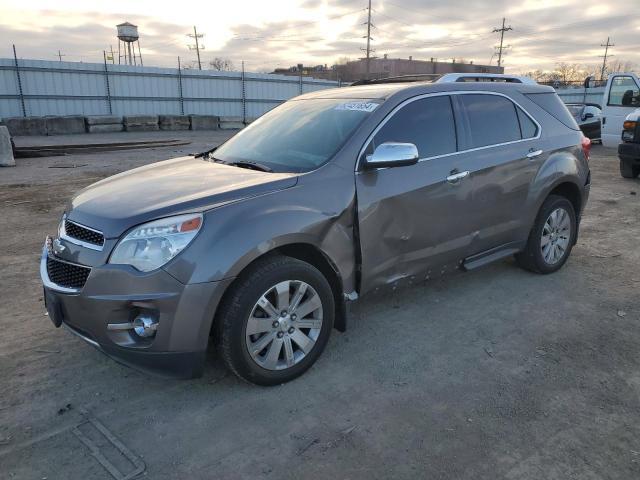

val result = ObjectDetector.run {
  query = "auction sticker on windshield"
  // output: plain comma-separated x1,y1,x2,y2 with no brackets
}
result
335,102,379,112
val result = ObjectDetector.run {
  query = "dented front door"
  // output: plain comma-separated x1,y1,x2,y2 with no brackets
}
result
356,156,476,293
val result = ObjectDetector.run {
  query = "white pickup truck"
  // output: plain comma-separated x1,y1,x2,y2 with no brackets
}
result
601,72,640,148
618,107,640,178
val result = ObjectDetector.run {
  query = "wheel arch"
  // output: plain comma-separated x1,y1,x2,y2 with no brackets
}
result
548,181,582,218
210,242,348,345
529,179,583,247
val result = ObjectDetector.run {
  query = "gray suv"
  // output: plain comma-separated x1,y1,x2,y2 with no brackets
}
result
41,74,591,385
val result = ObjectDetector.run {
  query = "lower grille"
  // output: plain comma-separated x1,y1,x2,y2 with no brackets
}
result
46,256,91,290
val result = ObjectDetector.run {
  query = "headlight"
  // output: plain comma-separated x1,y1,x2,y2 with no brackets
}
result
109,213,203,272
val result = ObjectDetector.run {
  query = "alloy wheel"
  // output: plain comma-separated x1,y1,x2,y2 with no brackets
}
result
541,207,571,265
245,280,323,371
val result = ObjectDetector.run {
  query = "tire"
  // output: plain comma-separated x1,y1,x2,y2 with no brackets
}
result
217,254,334,386
619,159,639,179
515,195,577,274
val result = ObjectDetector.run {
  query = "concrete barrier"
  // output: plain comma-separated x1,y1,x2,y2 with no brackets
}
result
219,116,245,130
4,117,47,136
87,124,124,133
86,115,123,133
0,126,15,167
86,115,123,126
189,115,219,130
159,115,190,131
45,115,86,135
124,115,159,132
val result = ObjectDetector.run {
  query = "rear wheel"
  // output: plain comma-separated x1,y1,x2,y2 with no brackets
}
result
516,195,576,274
620,159,640,178
217,255,334,386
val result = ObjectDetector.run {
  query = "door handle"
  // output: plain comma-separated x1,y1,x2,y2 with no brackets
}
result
446,170,469,183
526,149,543,159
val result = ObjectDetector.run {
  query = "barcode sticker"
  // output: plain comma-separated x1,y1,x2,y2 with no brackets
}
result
335,102,379,112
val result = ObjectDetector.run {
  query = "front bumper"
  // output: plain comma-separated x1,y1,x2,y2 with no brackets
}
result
618,142,640,164
41,244,233,378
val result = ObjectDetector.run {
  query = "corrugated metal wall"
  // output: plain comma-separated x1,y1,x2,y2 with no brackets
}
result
0,58,341,120
556,87,605,106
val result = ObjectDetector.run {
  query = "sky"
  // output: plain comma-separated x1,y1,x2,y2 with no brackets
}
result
0,0,639,73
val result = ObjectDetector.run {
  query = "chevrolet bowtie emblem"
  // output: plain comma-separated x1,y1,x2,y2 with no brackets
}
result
53,238,66,255
46,236,66,256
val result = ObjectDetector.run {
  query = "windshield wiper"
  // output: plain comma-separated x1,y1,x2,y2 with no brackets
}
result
224,160,273,172
207,155,273,172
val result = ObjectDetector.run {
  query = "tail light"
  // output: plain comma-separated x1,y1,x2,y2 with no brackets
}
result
581,135,591,161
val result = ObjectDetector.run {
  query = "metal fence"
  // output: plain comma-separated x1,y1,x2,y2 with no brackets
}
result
539,80,607,89
0,55,341,121
555,87,605,106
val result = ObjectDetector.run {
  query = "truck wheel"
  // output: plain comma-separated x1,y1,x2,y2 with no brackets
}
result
217,254,334,386
515,195,576,274
620,159,639,178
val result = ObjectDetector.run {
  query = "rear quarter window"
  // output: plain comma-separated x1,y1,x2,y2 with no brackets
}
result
525,93,580,130
516,107,538,138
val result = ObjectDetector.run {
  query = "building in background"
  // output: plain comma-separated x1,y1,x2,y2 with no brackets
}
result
273,56,503,82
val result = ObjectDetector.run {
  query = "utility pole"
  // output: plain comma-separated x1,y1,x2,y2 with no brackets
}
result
599,37,614,81
187,26,204,70
492,18,512,68
362,0,374,79
57,50,65,62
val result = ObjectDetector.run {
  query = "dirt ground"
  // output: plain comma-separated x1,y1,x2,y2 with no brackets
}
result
1,132,639,480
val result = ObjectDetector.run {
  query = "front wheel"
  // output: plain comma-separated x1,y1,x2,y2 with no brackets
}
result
217,255,334,386
620,159,640,179
515,195,577,274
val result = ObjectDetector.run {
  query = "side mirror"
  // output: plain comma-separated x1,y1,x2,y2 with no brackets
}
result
365,142,419,169
583,112,594,120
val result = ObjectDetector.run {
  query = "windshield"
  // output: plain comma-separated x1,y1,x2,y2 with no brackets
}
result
213,98,380,173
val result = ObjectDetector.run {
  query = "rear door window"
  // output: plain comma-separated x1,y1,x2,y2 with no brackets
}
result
371,95,457,159
459,94,522,148
607,76,640,107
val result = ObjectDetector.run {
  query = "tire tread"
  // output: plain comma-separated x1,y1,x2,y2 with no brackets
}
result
216,254,333,385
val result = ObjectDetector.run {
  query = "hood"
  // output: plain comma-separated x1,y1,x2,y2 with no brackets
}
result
625,108,640,122
67,156,298,238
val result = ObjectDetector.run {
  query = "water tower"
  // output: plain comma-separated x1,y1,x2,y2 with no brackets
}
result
117,22,143,66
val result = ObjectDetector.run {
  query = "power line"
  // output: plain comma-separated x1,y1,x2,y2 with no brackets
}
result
187,26,204,70
492,17,512,67
362,0,374,78
599,37,614,81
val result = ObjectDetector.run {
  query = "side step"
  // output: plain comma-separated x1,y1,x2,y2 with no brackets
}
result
462,243,523,271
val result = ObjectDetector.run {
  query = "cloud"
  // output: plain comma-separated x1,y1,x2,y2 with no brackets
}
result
0,0,638,72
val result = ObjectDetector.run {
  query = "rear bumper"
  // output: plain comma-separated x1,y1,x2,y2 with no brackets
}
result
41,246,233,379
618,142,640,163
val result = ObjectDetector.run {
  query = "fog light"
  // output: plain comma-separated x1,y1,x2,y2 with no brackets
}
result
133,315,158,338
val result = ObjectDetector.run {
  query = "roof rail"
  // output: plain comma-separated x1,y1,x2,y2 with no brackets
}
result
350,74,441,86
436,73,537,85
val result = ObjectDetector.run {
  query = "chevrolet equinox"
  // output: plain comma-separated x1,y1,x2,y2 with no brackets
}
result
41,74,591,385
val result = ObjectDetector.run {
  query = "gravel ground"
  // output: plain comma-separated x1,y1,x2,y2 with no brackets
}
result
1,133,639,480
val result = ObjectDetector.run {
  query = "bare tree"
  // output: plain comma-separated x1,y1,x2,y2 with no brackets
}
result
551,63,587,83
209,57,234,71
518,69,547,82
606,59,637,75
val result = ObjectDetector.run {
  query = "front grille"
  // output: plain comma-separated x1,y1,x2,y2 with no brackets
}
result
65,220,104,247
46,256,91,290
